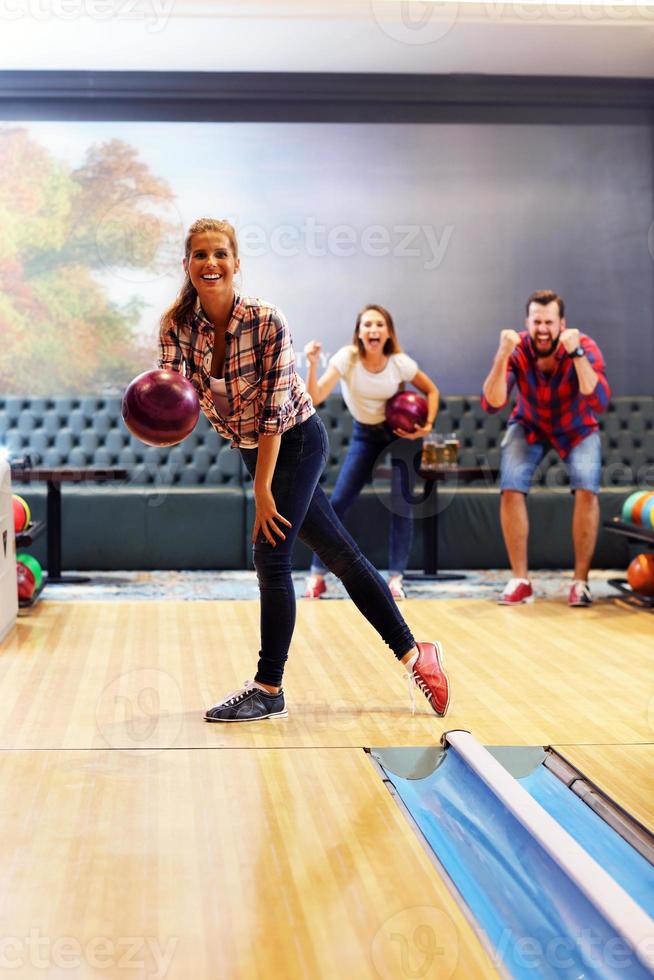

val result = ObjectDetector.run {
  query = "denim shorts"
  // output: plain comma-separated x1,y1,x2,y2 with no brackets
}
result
500,424,601,495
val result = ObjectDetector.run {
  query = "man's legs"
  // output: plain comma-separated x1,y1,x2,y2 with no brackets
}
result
500,491,530,580
566,432,602,591
499,425,545,585
572,490,600,581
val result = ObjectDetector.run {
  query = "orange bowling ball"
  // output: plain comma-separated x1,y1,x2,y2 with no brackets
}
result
626,553,654,596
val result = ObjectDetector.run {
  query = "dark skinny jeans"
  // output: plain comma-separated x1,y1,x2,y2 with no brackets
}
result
240,413,416,687
310,419,417,578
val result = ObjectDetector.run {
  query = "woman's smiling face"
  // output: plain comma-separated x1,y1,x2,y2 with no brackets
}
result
185,231,240,301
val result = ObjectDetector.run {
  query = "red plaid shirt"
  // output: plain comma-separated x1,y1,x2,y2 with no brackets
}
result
481,331,610,458
159,295,314,448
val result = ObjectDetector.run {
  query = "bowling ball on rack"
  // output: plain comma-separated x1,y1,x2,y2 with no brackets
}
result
632,492,654,527
641,495,654,530
621,491,646,525
121,369,200,447
12,494,31,533
16,561,36,602
627,553,654,596
384,391,428,433
16,553,43,591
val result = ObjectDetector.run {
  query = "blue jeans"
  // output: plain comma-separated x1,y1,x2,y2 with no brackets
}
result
240,414,416,687
500,424,602,494
310,420,418,578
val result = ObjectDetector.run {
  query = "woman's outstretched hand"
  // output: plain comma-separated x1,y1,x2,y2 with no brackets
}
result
303,340,322,366
252,485,292,546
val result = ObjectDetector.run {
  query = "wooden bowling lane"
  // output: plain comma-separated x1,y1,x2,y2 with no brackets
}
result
1,597,653,749
551,744,654,837
1,600,451,750
0,747,497,979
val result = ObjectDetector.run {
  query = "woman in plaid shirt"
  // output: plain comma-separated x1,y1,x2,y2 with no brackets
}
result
159,218,450,723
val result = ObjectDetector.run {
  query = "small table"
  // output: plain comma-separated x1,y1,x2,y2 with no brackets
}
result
12,467,127,584
403,464,499,581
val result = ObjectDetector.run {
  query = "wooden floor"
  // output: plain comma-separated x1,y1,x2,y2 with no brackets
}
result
1,595,651,978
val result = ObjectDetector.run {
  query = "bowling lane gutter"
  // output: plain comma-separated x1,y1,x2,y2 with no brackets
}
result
445,730,654,975
371,734,654,978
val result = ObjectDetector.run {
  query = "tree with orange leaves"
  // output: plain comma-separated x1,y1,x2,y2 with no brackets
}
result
0,127,179,395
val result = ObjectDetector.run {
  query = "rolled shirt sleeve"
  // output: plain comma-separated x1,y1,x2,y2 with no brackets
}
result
581,337,611,414
158,322,187,374
257,310,296,435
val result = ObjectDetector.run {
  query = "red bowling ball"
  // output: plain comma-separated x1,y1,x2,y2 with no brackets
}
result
16,561,36,602
122,370,200,447
385,391,428,432
12,494,30,533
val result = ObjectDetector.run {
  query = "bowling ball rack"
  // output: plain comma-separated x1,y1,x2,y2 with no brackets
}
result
603,519,654,608
15,520,47,609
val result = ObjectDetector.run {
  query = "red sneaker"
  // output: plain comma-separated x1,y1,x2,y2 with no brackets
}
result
407,641,450,717
569,580,592,607
303,575,326,599
499,578,534,605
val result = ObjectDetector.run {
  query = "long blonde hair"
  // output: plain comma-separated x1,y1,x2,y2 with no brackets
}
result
160,218,239,334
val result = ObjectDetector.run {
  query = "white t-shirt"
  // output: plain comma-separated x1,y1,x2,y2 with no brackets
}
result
329,346,419,424
209,376,230,418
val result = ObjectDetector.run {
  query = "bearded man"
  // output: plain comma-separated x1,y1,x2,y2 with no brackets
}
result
482,290,611,607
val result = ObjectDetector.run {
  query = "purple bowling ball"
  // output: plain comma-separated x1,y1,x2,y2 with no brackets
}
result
385,391,428,432
122,369,200,447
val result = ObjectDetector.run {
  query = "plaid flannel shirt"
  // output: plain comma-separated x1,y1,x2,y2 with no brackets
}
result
158,295,314,448
481,331,610,458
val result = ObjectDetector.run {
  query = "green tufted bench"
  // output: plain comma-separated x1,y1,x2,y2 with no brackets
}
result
1,396,246,570
2,395,652,572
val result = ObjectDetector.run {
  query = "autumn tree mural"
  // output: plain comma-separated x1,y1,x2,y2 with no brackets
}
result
0,127,179,395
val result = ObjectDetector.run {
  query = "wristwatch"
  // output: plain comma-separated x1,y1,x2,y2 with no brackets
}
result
568,346,585,359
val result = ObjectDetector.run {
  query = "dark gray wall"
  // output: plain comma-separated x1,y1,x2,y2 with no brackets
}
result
2,72,652,396
258,121,653,396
